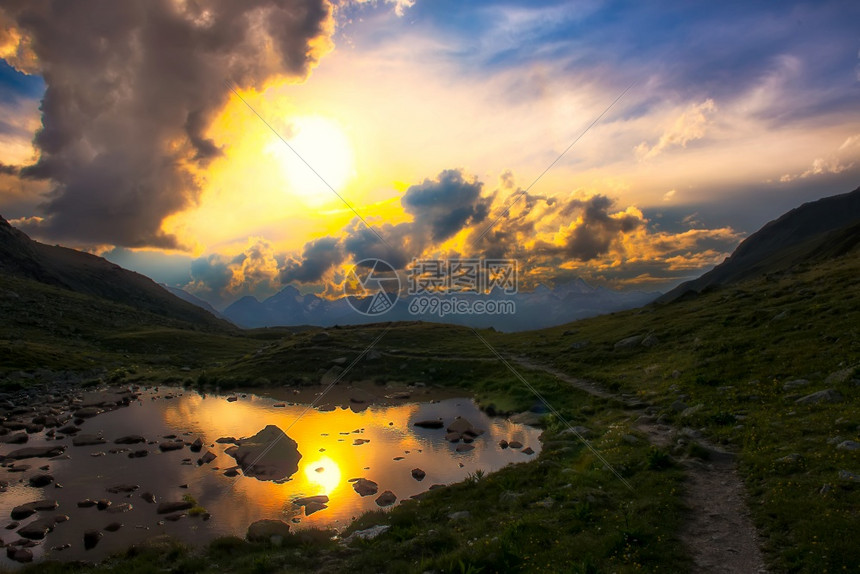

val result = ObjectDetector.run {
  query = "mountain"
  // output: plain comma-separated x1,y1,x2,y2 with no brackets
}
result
0,215,229,329
162,284,231,322
222,280,659,331
659,186,860,302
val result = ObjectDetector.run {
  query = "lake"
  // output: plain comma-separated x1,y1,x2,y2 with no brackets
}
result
0,385,542,565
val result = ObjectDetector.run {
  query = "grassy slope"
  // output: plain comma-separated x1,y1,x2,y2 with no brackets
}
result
497,252,860,572
5,250,858,573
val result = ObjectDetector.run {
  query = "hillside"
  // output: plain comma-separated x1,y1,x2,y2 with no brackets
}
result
0,215,230,329
660,186,860,302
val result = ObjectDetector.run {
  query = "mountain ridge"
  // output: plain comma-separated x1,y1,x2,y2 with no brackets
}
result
659,186,860,302
0,215,231,330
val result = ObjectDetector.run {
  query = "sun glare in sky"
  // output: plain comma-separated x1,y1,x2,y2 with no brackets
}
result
269,115,356,209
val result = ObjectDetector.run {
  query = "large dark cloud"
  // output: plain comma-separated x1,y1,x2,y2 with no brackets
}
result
1,0,332,248
280,236,344,283
556,194,643,260
401,169,490,242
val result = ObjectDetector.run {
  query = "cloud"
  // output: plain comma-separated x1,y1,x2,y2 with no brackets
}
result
635,99,716,161
663,189,676,201
279,236,344,283
779,134,860,182
401,169,491,243
1,0,334,248
186,238,281,306
346,0,415,17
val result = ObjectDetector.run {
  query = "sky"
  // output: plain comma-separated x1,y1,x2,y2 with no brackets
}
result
1,0,858,309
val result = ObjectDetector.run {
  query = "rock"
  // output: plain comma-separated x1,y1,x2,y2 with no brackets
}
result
342,524,389,544
107,503,133,513
106,484,139,494
560,426,592,439
498,440,509,449
83,529,102,550
680,404,704,418
448,510,470,521
447,417,476,434
293,495,329,507
455,444,474,453
445,432,461,443
77,499,97,508
321,366,343,386
413,419,444,429
614,335,643,350
73,434,106,447
226,396,238,402
6,547,33,563
158,440,185,452
775,453,803,465
508,440,523,449
782,379,810,391
838,470,860,482
11,500,58,519
223,425,301,481
411,468,426,481
353,438,370,446
74,407,101,418
796,389,843,405
18,518,56,540
825,368,855,385
114,435,146,445
4,445,66,460
223,468,239,477
197,450,217,465
305,501,327,515
375,490,397,507
28,474,54,487
522,447,535,455
837,440,860,451
351,478,379,497
247,519,291,542
2,432,28,444
189,438,204,452
641,333,659,347
311,331,331,343
164,513,185,521
104,522,123,532
141,492,156,504
96,499,111,510
510,411,544,426
216,437,238,444
670,400,688,412
128,449,148,458
157,501,193,514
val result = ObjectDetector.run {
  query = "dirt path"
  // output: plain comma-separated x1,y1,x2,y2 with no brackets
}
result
512,357,768,574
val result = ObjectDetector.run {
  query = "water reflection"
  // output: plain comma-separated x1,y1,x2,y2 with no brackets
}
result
0,387,541,565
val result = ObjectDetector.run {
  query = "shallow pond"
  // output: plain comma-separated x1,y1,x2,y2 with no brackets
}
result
0,385,541,565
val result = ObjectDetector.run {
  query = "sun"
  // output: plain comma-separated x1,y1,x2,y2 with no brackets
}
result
269,115,355,208
303,455,342,495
